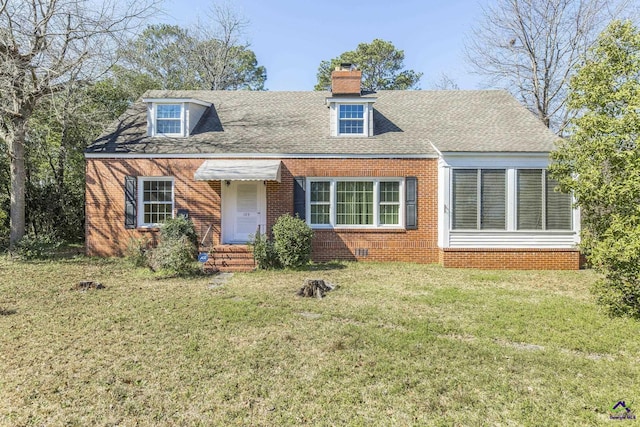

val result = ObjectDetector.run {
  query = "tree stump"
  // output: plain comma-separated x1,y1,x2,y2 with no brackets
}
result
74,281,105,291
297,279,335,299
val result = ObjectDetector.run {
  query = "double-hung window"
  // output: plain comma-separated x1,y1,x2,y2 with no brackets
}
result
452,169,506,230
139,177,174,226
155,104,182,135
338,104,364,135
308,179,402,227
517,169,572,230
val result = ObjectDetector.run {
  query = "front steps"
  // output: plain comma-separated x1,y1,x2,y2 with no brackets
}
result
204,245,255,272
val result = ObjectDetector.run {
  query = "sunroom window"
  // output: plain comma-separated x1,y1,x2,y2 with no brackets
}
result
155,104,182,135
517,170,572,230
452,169,506,230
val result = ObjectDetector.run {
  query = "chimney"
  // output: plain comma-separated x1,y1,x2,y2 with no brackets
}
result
331,63,362,95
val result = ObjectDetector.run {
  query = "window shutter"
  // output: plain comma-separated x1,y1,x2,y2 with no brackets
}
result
405,176,417,229
125,176,137,229
294,177,306,220
517,170,543,230
452,170,478,229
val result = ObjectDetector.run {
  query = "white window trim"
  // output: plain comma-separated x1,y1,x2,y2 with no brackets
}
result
137,176,175,227
338,104,365,136
449,167,573,232
153,103,184,137
306,178,404,229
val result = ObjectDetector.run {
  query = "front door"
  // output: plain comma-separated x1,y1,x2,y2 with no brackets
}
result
222,181,266,243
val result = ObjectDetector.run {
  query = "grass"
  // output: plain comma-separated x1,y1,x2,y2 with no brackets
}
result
0,257,638,426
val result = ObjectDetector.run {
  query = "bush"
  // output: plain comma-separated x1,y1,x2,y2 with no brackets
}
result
0,209,8,251
159,216,198,254
15,232,64,260
272,214,314,268
148,235,198,275
147,217,199,276
250,232,280,270
124,237,151,267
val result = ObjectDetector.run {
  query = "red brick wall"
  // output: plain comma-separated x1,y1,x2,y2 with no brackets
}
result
85,157,579,269
441,248,581,270
85,157,439,262
85,158,222,256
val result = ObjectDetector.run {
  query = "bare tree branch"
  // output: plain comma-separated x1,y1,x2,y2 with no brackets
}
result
0,0,158,247
465,0,634,134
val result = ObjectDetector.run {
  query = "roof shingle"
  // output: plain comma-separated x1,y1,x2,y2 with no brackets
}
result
85,89,559,156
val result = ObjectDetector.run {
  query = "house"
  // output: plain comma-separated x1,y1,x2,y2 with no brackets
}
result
84,66,581,270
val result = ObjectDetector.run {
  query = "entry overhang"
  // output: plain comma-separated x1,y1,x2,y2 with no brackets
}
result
194,159,282,182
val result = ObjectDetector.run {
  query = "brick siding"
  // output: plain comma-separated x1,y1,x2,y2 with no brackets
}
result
85,157,579,269
441,248,581,270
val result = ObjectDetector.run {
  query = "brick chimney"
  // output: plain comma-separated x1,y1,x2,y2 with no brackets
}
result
331,63,362,95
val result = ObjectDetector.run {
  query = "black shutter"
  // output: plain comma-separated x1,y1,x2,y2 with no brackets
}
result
125,176,137,229
293,177,306,220
405,176,417,229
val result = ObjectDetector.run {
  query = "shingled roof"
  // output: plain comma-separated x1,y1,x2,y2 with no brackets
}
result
85,89,559,156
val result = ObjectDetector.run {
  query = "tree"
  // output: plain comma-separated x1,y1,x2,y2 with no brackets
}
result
191,4,266,90
314,39,422,91
466,0,630,133
118,6,266,91
550,20,640,317
0,0,156,249
117,24,200,90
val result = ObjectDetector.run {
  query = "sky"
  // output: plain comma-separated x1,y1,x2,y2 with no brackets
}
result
160,0,488,91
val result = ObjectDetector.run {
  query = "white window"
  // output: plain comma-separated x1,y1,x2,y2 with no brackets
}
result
138,177,174,226
338,104,364,135
452,169,506,230
155,104,182,135
308,178,403,228
517,169,572,230
450,168,572,231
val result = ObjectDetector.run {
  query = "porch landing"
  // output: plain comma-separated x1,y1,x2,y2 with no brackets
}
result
204,245,256,272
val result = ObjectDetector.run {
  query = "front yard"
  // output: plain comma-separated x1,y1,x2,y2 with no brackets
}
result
0,257,637,425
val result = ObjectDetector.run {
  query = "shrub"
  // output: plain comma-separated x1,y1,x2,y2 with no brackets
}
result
124,237,151,267
148,235,198,275
0,209,8,251
272,214,314,268
147,217,199,276
159,216,198,254
15,232,64,260
250,232,280,270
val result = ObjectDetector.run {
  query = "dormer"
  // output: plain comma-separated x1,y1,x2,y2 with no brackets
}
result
326,64,376,137
142,98,212,137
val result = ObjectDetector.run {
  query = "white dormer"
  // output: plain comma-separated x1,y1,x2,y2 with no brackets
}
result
143,98,212,137
325,97,377,137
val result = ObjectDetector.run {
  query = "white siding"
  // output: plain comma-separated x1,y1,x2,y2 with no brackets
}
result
449,231,578,248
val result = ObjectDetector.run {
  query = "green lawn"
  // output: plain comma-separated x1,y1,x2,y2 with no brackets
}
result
0,257,637,426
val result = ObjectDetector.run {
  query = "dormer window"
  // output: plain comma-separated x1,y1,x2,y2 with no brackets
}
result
326,97,376,137
143,97,212,138
156,104,183,135
339,104,364,135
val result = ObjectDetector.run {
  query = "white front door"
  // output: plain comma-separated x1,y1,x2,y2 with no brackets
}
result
222,181,266,243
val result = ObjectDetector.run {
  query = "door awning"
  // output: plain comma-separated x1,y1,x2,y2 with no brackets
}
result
194,159,282,182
